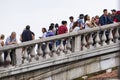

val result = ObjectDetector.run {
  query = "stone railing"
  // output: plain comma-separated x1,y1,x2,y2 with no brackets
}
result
0,23,120,68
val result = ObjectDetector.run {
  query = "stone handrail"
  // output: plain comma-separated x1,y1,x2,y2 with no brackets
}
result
0,23,120,51
0,22,120,68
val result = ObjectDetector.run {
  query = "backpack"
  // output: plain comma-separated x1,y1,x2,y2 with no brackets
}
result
46,31,55,37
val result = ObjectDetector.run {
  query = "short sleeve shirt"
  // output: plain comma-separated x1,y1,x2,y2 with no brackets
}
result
21,30,34,42
5,36,17,45
58,25,68,34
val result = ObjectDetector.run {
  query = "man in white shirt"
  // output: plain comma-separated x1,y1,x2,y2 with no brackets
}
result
69,16,74,32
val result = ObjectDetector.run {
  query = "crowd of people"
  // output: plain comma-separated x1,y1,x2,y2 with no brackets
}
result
0,9,120,66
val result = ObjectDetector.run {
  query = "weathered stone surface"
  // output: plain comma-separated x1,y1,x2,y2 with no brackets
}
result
0,52,119,80
67,66,85,80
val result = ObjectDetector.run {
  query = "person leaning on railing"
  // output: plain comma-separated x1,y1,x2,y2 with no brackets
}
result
20,25,35,59
4,32,17,66
39,27,47,57
57,20,68,46
99,9,113,43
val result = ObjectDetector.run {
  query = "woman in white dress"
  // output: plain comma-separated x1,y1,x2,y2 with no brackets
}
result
84,15,93,29
91,17,97,27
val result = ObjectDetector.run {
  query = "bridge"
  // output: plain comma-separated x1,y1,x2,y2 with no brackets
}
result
0,23,120,80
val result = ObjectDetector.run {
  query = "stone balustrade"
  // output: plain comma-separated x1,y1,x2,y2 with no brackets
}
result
0,23,120,68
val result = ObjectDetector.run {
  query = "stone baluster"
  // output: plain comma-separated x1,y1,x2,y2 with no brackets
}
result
82,34,87,50
88,33,94,49
22,47,29,64
71,37,75,52
30,45,36,62
74,35,81,52
95,31,101,47
6,50,11,63
5,50,11,66
52,40,58,57
59,39,65,56
64,43,67,54
0,52,4,63
102,30,107,46
66,37,72,54
45,42,51,59
37,43,43,60
30,45,36,57
114,27,119,43
109,28,114,44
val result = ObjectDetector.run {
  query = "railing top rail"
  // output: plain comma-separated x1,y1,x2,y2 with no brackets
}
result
0,22,120,52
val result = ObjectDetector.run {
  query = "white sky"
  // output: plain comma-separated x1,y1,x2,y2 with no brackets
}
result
0,0,119,42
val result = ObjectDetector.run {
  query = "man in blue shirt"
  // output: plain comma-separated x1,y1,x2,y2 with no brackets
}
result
99,9,113,43
77,14,85,29
99,9,113,26
4,32,17,66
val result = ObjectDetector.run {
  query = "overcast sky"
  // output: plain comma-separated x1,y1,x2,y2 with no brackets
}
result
0,0,119,42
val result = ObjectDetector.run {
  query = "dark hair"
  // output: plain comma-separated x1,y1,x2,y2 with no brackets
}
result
55,23,59,28
50,23,54,26
61,21,67,25
42,28,47,32
26,25,30,30
84,14,89,22
111,9,116,12
69,16,74,19
103,9,107,12
49,25,54,31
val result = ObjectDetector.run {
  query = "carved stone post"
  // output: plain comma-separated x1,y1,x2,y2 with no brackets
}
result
88,33,94,49
59,39,65,56
45,42,51,59
82,34,87,50
114,27,119,43
109,28,114,44
102,30,107,46
95,31,101,47
66,37,72,54
30,45,36,62
52,40,58,57
22,47,29,64
37,43,43,60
